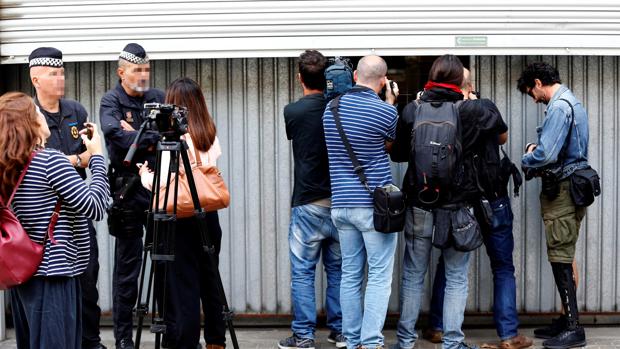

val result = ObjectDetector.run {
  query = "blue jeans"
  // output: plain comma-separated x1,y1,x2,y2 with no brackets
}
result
289,203,342,339
428,196,519,340
331,207,398,349
397,207,471,349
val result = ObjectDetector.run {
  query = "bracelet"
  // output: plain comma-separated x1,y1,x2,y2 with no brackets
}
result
75,154,82,168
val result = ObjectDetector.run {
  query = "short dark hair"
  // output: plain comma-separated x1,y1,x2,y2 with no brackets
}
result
517,62,562,94
298,50,327,90
428,54,464,86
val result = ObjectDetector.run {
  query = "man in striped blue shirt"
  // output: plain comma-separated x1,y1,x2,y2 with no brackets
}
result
323,55,398,349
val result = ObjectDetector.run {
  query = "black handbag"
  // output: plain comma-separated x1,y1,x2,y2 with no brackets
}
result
570,166,601,207
330,95,406,233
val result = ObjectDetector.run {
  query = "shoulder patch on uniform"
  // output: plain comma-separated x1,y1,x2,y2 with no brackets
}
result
71,126,79,139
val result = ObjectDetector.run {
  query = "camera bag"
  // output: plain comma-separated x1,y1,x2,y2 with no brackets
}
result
330,95,405,233
324,57,353,101
0,151,60,290
570,166,600,207
556,98,601,207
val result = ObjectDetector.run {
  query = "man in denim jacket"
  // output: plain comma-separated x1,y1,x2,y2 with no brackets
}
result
518,62,589,349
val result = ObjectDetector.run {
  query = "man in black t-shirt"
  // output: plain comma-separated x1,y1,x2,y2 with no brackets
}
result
29,47,106,349
278,50,345,349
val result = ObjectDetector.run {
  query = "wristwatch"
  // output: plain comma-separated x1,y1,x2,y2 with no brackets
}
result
75,153,83,168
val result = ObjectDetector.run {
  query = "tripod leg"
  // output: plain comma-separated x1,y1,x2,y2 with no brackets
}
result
134,242,154,348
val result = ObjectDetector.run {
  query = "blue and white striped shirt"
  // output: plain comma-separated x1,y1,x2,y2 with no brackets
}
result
323,87,397,208
12,149,110,277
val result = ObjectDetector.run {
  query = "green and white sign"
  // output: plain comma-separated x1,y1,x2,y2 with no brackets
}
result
455,36,488,47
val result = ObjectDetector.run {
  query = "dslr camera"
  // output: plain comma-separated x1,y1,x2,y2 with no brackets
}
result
523,165,563,200
144,103,188,139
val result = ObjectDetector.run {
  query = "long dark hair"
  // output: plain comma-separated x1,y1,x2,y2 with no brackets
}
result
428,54,464,86
0,92,43,200
165,77,217,152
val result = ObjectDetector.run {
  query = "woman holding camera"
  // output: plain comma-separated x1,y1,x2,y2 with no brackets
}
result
0,92,109,349
139,77,226,349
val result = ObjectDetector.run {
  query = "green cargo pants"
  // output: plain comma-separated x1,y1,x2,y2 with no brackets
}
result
540,180,586,263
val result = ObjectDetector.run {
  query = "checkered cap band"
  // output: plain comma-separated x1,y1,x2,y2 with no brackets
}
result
29,57,63,68
120,51,149,64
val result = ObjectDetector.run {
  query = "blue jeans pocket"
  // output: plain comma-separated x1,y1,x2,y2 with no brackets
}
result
491,199,513,230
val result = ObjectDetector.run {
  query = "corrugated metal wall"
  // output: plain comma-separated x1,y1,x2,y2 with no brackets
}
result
0,56,618,318
5,0,620,63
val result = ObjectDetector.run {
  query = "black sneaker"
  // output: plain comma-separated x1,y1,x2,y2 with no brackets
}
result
535,317,568,339
327,331,347,348
542,326,586,349
278,335,316,349
116,338,134,349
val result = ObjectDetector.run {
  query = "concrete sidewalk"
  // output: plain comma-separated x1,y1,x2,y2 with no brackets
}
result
1,327,620,348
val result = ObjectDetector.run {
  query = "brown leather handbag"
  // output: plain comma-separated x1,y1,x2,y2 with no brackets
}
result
156,144,230,218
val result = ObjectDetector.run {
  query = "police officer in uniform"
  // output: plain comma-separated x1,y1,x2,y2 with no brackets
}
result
28,47,106,349
100,43,164,349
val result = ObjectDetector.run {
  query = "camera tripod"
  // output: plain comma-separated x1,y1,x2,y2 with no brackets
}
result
133,138,240,349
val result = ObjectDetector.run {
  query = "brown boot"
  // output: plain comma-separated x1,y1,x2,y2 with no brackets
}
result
499,334,533,349
206,344,225,349
422,328,443,344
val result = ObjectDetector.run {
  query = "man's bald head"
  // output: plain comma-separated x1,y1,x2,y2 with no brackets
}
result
461,68,476,99
355,55,388,91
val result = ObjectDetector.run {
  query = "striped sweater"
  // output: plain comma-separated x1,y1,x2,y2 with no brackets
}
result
323,87,397,208
12,149,110,277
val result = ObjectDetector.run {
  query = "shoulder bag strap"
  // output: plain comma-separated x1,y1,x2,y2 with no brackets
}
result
557,98,576,172
330,95,371,192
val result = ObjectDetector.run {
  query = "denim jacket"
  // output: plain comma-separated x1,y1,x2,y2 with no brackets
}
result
522,85,589,179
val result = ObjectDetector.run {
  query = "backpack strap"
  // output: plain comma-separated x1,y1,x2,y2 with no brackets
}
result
0,151,39,207
0,150,61,245
46,200,61,245
330,95,372,193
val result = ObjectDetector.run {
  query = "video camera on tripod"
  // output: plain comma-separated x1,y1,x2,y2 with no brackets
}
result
123,103,188,167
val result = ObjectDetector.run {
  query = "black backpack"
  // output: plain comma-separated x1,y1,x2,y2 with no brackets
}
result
411,101,463,206
324,57,353,101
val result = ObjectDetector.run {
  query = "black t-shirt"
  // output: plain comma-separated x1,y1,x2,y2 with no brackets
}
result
391,87,507,207
284,93,331,207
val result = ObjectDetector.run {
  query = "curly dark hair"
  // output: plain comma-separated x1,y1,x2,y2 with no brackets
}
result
298,50,327,91
517,62,562,93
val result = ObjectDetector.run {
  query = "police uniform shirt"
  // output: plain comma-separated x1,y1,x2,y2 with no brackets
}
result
35,97,88,178
99,82,165,176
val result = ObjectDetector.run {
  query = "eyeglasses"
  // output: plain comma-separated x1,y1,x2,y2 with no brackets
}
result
527,86,535,98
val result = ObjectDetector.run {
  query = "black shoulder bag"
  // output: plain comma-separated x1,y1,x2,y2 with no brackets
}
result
330,95,406,233
557,99,601,207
